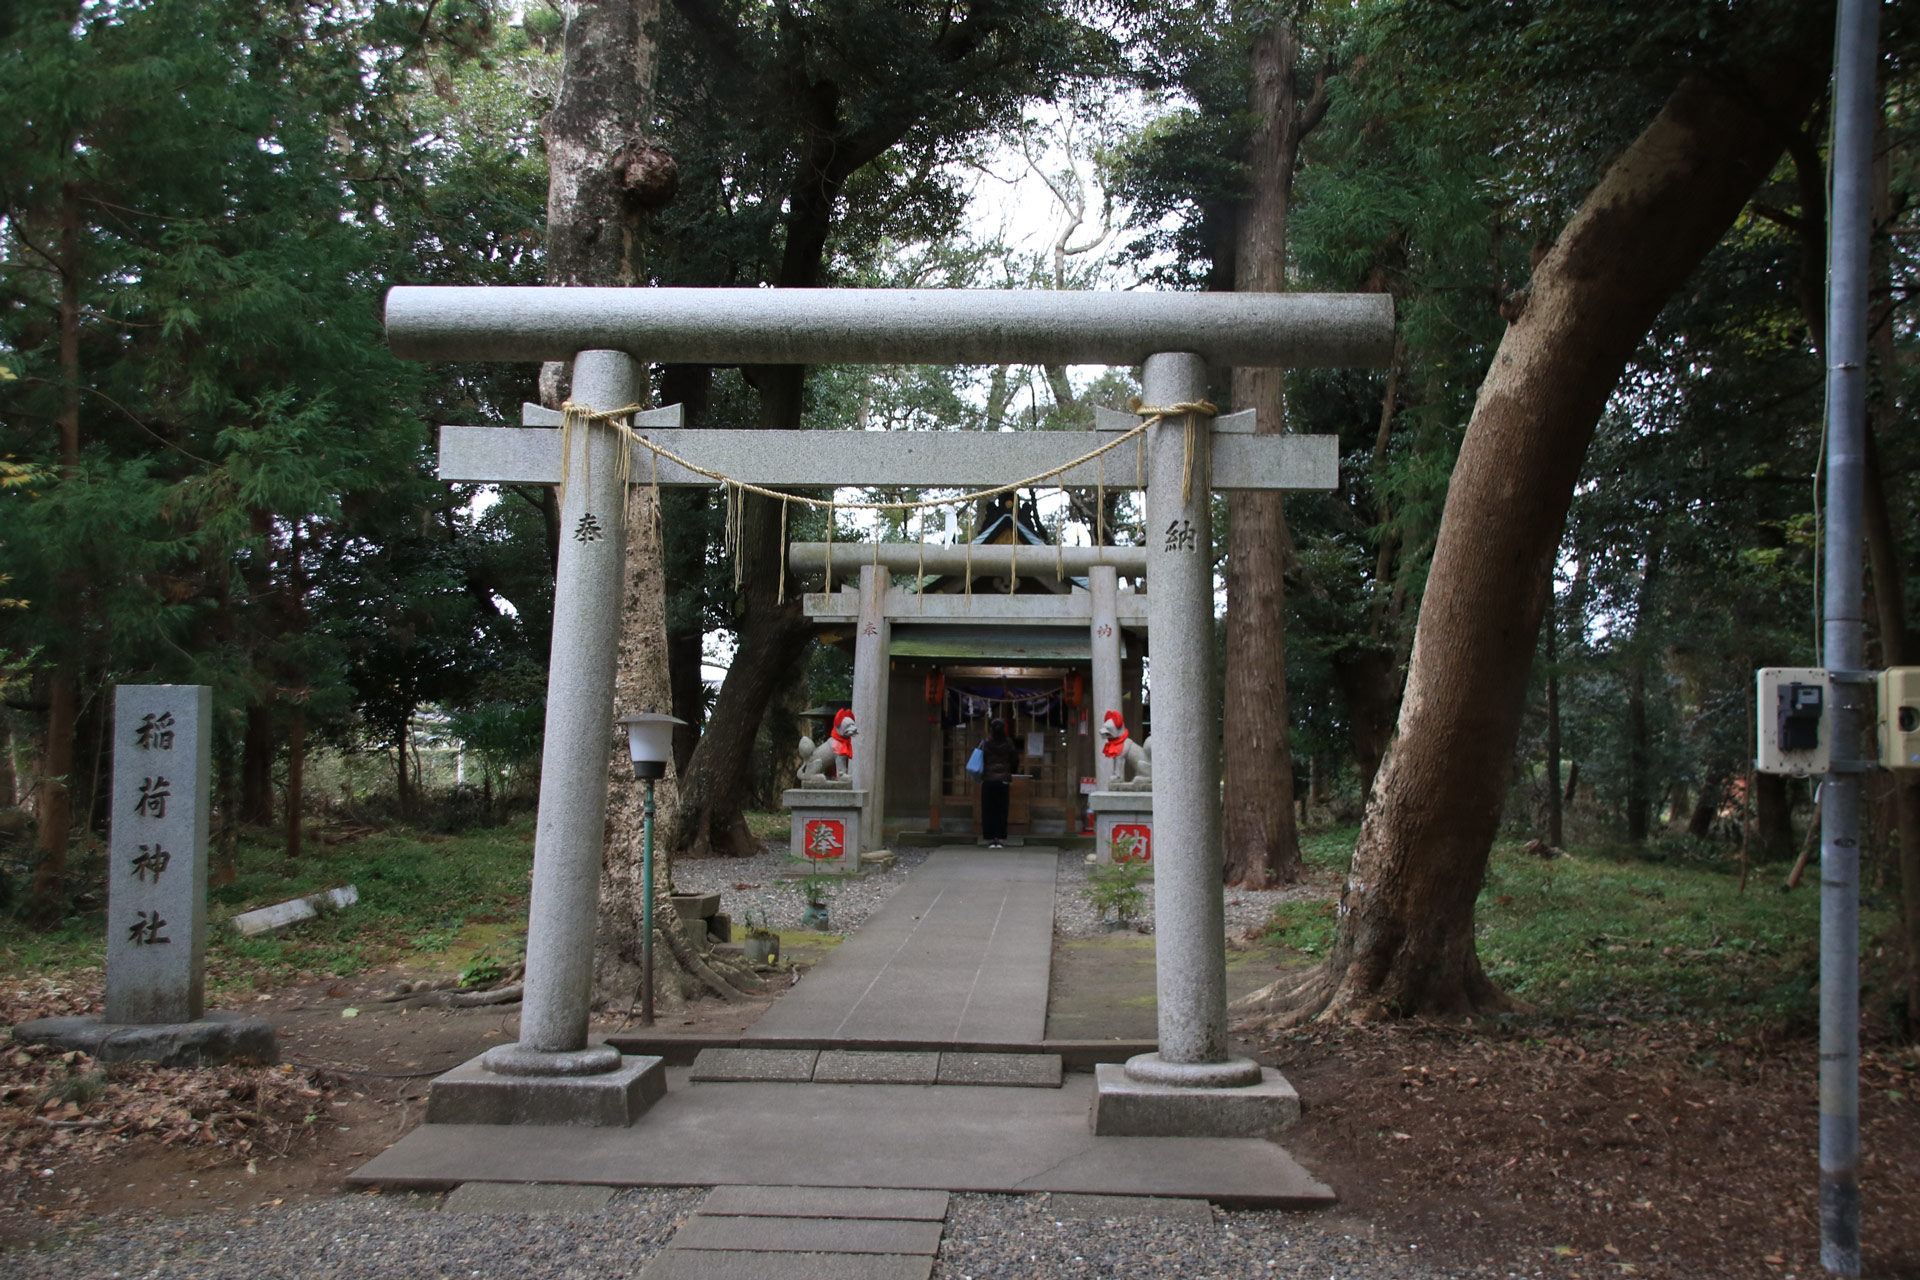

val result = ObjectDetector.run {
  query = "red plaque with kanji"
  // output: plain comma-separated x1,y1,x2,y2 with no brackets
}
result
1110,824,1151,863
803,818,847,861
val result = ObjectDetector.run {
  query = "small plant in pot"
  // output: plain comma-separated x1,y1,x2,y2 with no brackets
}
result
742,909,781,965
788,858,836,932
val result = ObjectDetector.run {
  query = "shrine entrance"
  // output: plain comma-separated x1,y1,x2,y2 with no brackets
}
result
796,504,1148,844
385,283,1391,1135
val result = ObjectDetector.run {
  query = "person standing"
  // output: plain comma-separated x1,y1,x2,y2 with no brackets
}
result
979,719,1020,848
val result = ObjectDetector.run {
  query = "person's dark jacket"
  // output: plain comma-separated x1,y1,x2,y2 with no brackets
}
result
981,735,1021,785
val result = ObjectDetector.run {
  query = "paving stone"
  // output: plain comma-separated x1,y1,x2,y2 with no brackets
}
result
671,1215,944,1255
1042,1192,1213,1222
701,1185,949,1220
641,1251,932,1280
688,1047,819,1083
441,1182,616,1214
936,1052,1062,1088
812,1050,939,1085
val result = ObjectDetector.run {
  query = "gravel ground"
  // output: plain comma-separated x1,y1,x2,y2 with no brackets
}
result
668,842,931,935
1052,849,1333,940
936,1194,1449,1280
6,1187,706,1280
5,1188,1449,1280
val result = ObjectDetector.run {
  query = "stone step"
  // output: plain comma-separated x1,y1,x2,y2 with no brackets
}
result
638,1184,949,1280
671,1214,943,1255
688,1047,1062,1088
639,1250,930,1280
699,1185,948,1220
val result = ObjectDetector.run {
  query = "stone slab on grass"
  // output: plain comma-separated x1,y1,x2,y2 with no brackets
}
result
701,1185,949,1221
689,1047,819,1083
672,1214,943,1255
813,1050,939,1085
936,1052,1062,1088
1043,1192,1212,1223
426,1052,666,1126
232,885,359,936
640,1252,932,1280
442,1182,616,1214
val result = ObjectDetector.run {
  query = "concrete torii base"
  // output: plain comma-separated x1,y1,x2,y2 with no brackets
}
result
425,1049,668,1127
1089,1055,1302,1138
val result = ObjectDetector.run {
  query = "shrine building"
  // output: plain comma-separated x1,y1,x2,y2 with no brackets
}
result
797,497,1147,844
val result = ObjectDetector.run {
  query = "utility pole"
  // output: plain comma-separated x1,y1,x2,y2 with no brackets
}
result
1820,0,1879,1273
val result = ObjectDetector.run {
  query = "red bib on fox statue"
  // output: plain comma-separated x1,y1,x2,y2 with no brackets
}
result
1100,710,1129,759
829,708,856,758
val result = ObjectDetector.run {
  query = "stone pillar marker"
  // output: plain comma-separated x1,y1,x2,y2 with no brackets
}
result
12,685,275,1066
850,563,892,859
107,685,209,1025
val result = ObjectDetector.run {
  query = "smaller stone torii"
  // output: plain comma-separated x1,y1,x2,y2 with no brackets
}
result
389,285,1392,1134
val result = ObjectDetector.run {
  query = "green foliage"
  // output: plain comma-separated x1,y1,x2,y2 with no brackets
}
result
458,936,524,989
787,858,839,907
4,817,538,995
1083,859,1150,924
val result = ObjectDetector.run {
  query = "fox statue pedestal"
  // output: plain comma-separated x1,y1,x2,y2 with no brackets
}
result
781,789,867,875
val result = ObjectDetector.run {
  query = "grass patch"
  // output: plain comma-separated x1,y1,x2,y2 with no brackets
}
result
743,809,787,841
1262,898,1338,956
1265,828,1895,1024
2,818,538,999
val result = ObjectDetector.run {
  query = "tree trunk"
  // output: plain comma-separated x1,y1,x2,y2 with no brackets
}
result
27,183,85,927
1545,608,1563,848
537,0,748,1004
28,668,76,925
1233,54,1824,1026
240,704,275,825
393,712,413,818
1624,657,1650,841
660,364,713,773
0,715,14,809
1753,773,1793,861
281,518,308,858
1222,20,1325,888
285,704,305,860
1688,767,1724,840
212,713,238,887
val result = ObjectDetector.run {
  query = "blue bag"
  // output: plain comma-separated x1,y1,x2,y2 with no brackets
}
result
965,744,984,778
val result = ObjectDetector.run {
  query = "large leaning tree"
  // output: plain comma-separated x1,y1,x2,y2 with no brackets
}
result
1235,8,1831,1024
526,0,763,1005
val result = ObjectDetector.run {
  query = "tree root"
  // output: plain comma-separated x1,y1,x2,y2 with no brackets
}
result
657,918,765,1001
1229,956,1519,1035
373,982,524,1010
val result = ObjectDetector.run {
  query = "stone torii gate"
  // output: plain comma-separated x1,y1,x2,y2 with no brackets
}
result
388,286,1393,1132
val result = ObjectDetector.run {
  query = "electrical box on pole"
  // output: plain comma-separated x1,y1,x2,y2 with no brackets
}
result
1756,667,1832,776
1880,667,1920,770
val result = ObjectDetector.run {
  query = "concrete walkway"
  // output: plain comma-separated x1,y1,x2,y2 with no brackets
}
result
348,844,1335,1207
347,1069,1332,1206
746,847,1056,1045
